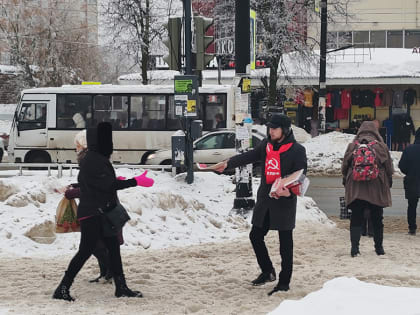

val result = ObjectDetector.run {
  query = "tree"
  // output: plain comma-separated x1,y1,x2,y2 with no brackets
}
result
102,0,181,85
0,0,107,87
214,0,350,108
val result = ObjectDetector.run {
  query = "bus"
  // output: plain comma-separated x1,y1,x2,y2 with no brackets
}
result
8,84,236,164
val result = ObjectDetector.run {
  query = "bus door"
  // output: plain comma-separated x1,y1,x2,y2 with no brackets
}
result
14,96,54,147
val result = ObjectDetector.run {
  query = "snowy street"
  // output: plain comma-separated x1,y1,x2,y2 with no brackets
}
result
1,221,420,314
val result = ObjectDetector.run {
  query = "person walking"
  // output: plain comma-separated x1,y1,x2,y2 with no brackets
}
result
214,114,307,295
342,121,394,257
398,128,420,235
53,122,154,301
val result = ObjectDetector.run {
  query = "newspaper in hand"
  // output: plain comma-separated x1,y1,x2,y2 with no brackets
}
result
269,169,310,198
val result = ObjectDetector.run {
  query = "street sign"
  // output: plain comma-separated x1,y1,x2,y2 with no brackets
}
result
174,75,199,117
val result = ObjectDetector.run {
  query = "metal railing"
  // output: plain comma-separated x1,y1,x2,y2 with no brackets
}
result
0,163,175,178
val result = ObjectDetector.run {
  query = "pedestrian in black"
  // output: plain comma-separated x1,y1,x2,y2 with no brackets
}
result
398,127,420,235
53,122,154,301
214,114,307,295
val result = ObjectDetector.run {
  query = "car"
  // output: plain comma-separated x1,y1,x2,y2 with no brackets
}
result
145,128,266,172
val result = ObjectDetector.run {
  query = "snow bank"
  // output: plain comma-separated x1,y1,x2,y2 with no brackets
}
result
0,169,331,257
269,277,420,315
303,131,402,176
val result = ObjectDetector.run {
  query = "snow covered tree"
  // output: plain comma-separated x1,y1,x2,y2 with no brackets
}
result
102,0,181,85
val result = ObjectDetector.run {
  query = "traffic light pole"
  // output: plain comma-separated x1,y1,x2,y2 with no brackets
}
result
233,0,255,213
183,0,194,184
318,0,327,133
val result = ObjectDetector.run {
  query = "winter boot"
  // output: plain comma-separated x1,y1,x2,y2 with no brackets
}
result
350,227,362,257
251,268,276,286
53,273,75,302
90,247,110,283
373,226,385,255
267,282,290,296
114,274,143,298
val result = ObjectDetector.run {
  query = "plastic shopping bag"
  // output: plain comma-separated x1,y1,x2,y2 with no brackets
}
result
55,197,80,233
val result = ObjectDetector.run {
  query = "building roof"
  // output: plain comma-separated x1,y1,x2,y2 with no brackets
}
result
118,48,420,86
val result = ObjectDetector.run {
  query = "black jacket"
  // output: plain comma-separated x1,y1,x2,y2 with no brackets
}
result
399,129,420,199
77,123,136,219
227,131,307,231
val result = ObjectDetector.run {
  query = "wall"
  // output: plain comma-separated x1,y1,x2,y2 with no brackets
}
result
0,73,22,104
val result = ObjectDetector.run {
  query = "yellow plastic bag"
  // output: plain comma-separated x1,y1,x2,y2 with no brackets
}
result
55,197,80,233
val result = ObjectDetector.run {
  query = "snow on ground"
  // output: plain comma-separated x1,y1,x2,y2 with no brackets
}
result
270,277,420,315
0,168,331,257
1,215,420,314
302,131,403,176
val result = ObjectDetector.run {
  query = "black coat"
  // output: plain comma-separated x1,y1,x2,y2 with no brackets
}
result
77,123,136,219
399,131,420,200
227,131,307,231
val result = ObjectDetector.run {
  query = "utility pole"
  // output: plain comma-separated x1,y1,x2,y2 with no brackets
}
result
318,0,327,133
184,0,194,184
232,0,255,213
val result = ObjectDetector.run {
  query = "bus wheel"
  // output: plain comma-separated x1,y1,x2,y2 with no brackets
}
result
26,151,51,169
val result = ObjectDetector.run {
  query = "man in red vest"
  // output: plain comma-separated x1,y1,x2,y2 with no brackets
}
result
214,114,307,295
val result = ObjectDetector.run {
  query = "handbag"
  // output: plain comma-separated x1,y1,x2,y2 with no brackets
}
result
55,197,80,233
99,201,130,237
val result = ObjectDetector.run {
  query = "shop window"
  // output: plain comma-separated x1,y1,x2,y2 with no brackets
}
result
387,30,403,48
404,30,420,48
57,94,91,129
353,31,369,48
370,31,386,48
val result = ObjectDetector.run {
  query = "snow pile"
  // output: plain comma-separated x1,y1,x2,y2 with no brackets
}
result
303,131,355,175
303,131,402,176
0,169,332,257
269,277,420,315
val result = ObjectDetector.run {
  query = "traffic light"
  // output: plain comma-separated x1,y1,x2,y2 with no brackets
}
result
163,17,182,71
194,16,214,70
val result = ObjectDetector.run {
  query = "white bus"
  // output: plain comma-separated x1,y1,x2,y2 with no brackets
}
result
8,84,236,164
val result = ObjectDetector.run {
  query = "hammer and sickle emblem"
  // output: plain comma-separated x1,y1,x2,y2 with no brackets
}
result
267,158,279,170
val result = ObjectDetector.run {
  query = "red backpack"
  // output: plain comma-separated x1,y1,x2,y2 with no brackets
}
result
352,140,379,181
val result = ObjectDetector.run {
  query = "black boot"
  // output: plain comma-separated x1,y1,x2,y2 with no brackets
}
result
114,274,142,298
53,274,75,302
373,226,385,255
350,227,361,257
251,268,276,286
267,282,290,296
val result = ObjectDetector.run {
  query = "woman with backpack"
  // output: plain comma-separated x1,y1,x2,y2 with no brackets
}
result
341,121,394,257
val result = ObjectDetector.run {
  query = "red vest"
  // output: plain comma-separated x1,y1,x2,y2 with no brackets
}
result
265,142,293,184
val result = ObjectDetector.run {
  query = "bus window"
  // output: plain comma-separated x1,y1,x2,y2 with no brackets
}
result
111,96,129,129
130,96,144,129
18,103,47,130
167,96,182,130
144,95,166,130
203,94,226,130
57,94,91,129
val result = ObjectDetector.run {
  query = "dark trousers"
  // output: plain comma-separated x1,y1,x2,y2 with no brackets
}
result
65,216,123,280
407,197,419,231
249,213,293,285
349,199,383,244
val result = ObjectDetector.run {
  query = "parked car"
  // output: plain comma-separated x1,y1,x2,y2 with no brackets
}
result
145,128,266,173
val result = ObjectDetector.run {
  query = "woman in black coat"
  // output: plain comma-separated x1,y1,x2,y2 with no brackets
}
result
53,122,153,301
215,114,307,295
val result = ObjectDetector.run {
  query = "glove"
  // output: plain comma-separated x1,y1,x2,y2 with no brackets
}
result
342,177,346,186
133,171,154,187
116,176,126,180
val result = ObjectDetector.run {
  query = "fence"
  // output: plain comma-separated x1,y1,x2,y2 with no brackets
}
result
0,163,175,178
